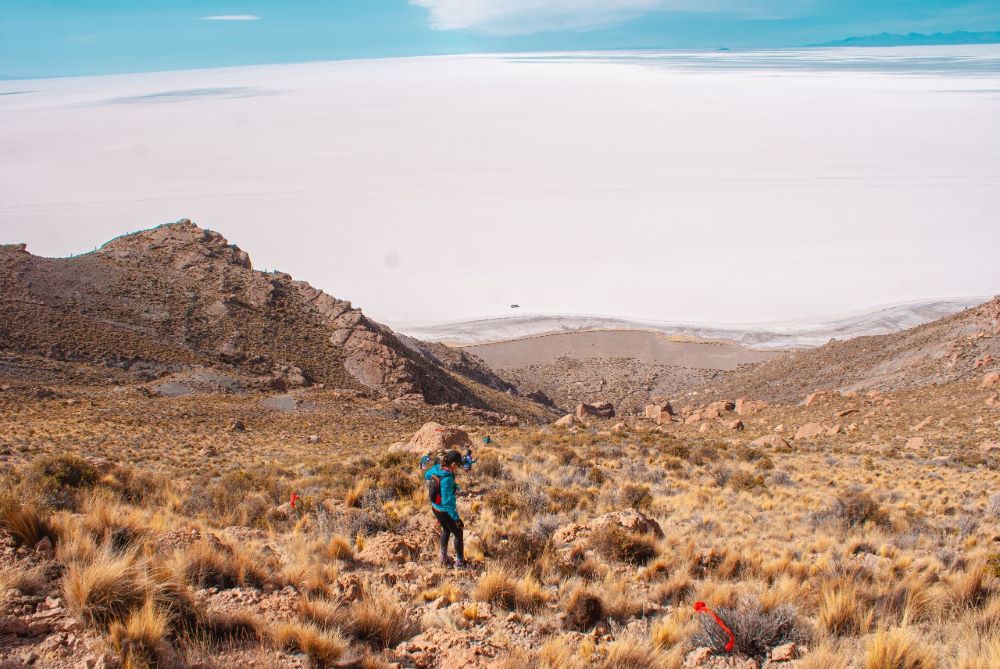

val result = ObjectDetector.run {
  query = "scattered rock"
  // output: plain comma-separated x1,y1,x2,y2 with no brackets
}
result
906,436,927,449
575,402,615,419
983,371,1000,388
794,422,825,440
749,435,789,449
269,364,308,391
554,414,576,428
771,643,798,662
356,534,422,565
804,391,829,406
644,402,674,423
735,398,767,415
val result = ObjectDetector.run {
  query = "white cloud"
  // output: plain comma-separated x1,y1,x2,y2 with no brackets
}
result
409,0,808,33
200,15,261,21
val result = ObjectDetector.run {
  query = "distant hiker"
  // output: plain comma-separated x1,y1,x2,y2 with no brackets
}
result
462,448,476,471
425,450,465,567
482,435,491,445
419,451,432,470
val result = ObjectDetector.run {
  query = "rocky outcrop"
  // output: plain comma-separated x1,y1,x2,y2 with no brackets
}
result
0,220,555,418
552,509,663,546
403,422,473,455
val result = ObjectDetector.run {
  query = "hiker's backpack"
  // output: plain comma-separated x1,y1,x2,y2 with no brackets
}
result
427,474,442,506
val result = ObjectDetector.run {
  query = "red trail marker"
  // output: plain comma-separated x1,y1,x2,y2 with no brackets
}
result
694,601,735,653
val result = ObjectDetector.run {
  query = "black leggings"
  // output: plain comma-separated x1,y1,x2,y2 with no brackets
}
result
433,509,464,561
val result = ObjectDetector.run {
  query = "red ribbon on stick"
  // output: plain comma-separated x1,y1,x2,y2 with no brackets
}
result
290,493,300,509
694,601,735,653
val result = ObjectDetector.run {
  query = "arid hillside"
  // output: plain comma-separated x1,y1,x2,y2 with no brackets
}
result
1,353,998,668
696,296,1000,404
0,221,551,420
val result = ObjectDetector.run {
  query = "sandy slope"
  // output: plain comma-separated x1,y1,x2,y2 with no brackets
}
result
465,330,780,370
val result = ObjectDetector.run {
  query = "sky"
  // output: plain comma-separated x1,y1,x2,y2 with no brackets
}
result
2,0,1000,78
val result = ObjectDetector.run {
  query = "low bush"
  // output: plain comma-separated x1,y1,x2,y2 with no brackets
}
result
618,483,652,510
813,490,890,531
690,595,808,659
562,584,604,631
589,524,658,565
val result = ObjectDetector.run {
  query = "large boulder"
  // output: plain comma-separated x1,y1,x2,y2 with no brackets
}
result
794,422,825,440
644,402,674,424
749,434,790,449
403,422,472,455
735,398,767,415
576,402,615,420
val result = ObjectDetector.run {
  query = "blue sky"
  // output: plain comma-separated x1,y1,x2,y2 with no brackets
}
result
2,0,999,78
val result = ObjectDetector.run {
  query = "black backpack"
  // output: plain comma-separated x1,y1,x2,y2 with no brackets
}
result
427,474,442,506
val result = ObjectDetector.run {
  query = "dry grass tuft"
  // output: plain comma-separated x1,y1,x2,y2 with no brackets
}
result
1,505,56,547
0,563,48,595
344,590,419,648
599,632,660,669
475,568,518,609
63,547,150,628
863,627,938,669
271,621,351,668
109,599,170,669
173,538,267,589
818,582,872,637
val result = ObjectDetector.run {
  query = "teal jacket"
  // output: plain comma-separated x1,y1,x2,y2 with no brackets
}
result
425,464,460,521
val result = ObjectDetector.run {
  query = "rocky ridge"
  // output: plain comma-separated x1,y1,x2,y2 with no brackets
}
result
0,221,551,418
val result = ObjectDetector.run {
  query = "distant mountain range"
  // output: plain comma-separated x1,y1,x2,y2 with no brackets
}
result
815,30,1000,47
399,298,990,350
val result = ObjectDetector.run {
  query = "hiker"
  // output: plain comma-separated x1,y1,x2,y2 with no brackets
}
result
425,450,465,567
462,448,476,471
419,451,432,470
482,435,491,445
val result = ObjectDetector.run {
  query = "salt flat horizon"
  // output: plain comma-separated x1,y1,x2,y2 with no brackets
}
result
2,46,999,327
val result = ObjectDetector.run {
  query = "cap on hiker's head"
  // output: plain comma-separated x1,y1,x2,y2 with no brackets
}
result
443,450,462,466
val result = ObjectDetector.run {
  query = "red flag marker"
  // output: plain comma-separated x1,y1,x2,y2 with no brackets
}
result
694,601,735,653
290,492,300,509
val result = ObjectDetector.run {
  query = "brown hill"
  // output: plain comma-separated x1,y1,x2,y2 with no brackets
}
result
0,220,549,419
697,295,1000,404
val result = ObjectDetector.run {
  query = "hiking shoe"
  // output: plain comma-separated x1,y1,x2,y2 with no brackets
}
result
439,554,454,567
454,559,470,570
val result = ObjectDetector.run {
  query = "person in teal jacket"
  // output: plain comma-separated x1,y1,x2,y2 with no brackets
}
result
425,450,465,567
